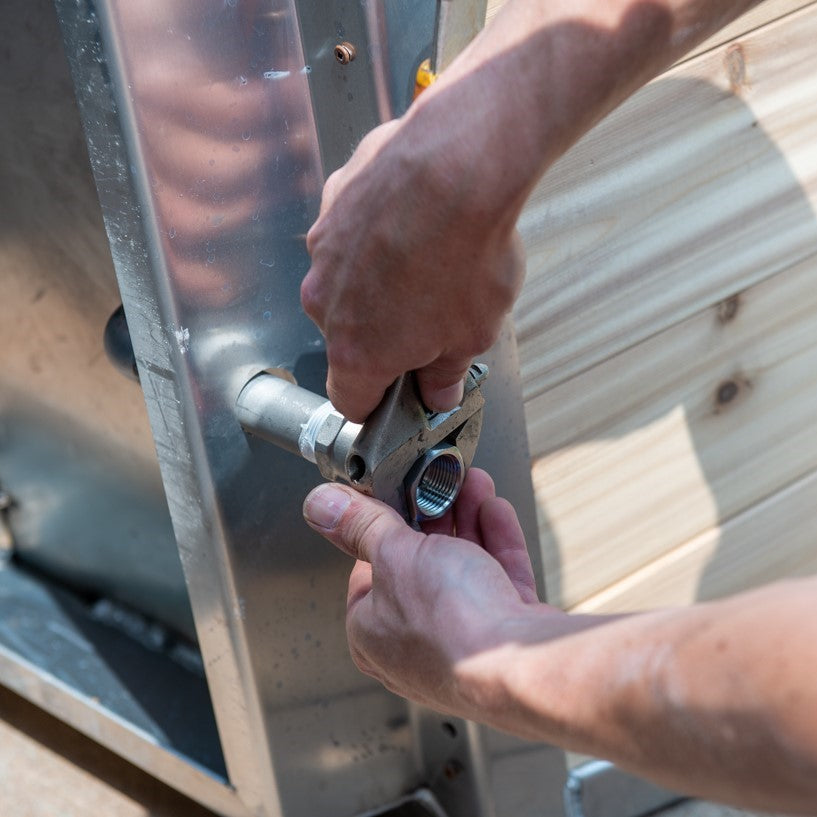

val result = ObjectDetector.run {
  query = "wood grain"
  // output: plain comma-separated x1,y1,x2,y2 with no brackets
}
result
678,1,814,63
513,6,817,402
486,0,812,59
530,254,817,608
573,468,817,613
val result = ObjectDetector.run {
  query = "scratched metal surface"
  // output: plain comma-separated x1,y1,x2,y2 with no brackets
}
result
0,0,194,639
1,0,568,814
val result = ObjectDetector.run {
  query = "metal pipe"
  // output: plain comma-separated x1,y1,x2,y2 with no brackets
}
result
236,368,487,524
235,374,335,460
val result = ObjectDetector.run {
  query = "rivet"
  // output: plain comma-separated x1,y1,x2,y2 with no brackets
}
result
334,42,356,65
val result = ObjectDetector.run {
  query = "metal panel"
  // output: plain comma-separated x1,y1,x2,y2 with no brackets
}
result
0,0,194,641
45,0,566,815
0,562,238,814
565,760,684,817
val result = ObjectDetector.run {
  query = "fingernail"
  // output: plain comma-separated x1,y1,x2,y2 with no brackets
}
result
304,484,352,530
427,380,464,412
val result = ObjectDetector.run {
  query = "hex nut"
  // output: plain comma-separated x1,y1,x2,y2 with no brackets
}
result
313,410,346,478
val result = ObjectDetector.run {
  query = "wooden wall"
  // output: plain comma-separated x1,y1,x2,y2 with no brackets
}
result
495,2,817,612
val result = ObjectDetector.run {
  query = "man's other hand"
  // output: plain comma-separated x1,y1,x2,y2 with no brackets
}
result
302,468,546,716
301,106,526,423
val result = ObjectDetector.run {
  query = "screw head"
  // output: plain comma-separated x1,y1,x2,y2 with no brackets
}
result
334,42,356,65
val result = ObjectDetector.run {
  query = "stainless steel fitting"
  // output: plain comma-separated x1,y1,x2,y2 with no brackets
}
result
235,364,488,525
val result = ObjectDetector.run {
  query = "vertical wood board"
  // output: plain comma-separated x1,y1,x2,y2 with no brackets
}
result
573,469,817,613
530,256,817,607
485,1,813,62
513,8,817,402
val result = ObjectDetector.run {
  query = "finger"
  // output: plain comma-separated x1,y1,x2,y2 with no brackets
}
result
347,559,373,611
453,468,496,545
415,355,473,413
303,483,417,563
479,497,539,604
326,359,392,423
314,167,344,222
420,507,455,537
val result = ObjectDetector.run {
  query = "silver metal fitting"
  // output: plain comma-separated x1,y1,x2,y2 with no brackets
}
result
235,364,488,525
405,444,465,522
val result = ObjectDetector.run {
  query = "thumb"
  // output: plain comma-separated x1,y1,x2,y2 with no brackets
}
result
415,356,473,413
303,483,416,562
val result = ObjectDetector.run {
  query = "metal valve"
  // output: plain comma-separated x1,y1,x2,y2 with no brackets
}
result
235,364,488,525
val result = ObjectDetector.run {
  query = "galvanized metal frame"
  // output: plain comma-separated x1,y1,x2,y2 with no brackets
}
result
38,1,569,815
0,1,696,815
564,760,685,817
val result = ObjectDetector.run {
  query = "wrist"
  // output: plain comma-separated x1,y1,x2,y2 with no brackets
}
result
455,604,662,753
450,603,580,738
407,0,751,227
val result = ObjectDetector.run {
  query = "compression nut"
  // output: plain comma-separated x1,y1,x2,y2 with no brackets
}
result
405,444,465,522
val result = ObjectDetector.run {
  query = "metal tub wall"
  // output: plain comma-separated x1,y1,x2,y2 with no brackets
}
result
0,0,193,639
0,0,567,814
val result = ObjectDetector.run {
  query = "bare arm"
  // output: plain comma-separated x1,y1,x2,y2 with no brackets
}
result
303,471,817,814
302,0,765,420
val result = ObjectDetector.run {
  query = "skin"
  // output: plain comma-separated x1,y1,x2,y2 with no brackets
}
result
303,473,817,813
302,0,765,421
300,0,817,811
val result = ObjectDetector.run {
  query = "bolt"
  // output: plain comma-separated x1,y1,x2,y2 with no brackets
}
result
334,42,356,65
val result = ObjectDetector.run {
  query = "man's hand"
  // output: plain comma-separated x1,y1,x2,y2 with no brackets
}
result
304,466,817,813
302,468,552,716
300,0,768,423
301,110,526,422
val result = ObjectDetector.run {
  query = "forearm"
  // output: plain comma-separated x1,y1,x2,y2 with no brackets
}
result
465,578,817,812
406,0,765,219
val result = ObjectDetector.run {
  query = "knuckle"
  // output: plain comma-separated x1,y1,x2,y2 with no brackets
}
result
469,319,502,353
321,169,343,206
326,337,362,374
418,360,469,388
299,274,323,322
305,221,320,255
